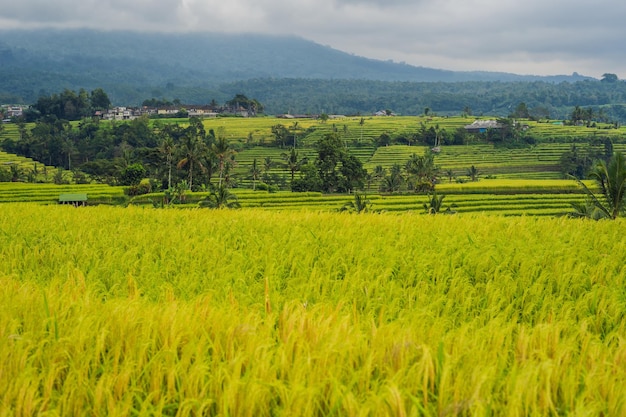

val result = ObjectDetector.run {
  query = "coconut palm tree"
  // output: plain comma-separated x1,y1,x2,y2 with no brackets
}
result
211,135,235,187
445,169,455,183
405,152,437,192
467,165,480,182
423,191,456,214
281,148,308,182
262,156,274,183
572,151,626,219
176,134,206,190
199,184,241,209
359,117,365,143
341,192,371,213
159,134,176,190
249,158,262,190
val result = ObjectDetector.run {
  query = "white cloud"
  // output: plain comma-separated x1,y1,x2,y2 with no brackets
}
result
2,0,625,77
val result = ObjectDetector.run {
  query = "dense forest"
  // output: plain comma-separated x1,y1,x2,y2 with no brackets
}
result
220,77,626,121
5,76,626,122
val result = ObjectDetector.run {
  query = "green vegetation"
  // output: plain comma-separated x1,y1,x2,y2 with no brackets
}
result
571,152,626,219
2,110,626,217
1,205,625,415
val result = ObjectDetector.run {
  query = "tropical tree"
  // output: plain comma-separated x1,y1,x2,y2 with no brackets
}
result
359,117,365,143
373,165,386,180
119,163,146,186
289,121,301,148
380,164,404,193
176,133,206,189
199,184,241,209
159,134,176,190
8,163,24,182
424,191,456,214
61,131,77,170
467,165,480,182
572,151,626,219
262,156,274,182
172,180,189,204
445,169,455,183
249,158,262,190
339,153,367,193
405,151,438,192
341,192,371,213
211,133,235,187
271,124,290,148
281,147,307,182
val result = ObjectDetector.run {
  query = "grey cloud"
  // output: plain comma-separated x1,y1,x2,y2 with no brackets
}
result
2,0,625,76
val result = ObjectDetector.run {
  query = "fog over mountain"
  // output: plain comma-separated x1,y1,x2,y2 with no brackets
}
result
0,29,594,106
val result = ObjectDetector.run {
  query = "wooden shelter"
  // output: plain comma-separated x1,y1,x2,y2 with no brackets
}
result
59,193,88,207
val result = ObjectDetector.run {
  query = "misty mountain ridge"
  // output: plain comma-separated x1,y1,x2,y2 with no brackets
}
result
0,28,595,106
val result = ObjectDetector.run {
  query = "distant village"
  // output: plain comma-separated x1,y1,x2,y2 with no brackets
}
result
1,103,399,123
1,103,516,135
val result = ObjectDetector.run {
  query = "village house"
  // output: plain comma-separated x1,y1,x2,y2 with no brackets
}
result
464,120,502,133
100,106,138,121
1,105,27,121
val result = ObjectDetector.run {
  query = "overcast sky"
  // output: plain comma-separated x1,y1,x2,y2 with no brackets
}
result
1,0,624,78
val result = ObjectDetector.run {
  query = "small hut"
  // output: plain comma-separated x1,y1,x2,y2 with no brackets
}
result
59,193,88,207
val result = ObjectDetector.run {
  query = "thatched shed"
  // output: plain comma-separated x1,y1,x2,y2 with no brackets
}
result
59,193,88,207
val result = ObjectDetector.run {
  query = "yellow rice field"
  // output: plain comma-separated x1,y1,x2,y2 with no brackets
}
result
1,204,625,416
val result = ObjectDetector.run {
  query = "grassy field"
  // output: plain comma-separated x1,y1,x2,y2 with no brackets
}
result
1,205,625,416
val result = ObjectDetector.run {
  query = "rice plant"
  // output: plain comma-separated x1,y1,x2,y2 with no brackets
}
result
1,204,625,416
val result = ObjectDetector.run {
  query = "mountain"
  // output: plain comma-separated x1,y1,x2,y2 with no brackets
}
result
0,29,594,105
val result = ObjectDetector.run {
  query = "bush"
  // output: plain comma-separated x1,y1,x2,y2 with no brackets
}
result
124,182,152,196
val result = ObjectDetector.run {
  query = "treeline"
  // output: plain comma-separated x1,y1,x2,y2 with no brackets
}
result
1,116,218,189
220,78,626,121
25,88,112,121
6,76,626,123
0,115,371,194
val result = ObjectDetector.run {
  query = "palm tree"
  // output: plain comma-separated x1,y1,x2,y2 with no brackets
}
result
281,148,307,182
211,135,235,187
249,158,262,190
8,163,23,182
173,180,189,204
467,165,480,182
262,156,274,182
573,151,626,219
199,184,241,209
423,191,456,214
176,134,206,189
445,169,455,183
380,168,403,193
405,152,438,192
159,134,176,190
289,121,300,148
341,192,371,213
373,165,386,180
359,117,365,143
62,134,76,171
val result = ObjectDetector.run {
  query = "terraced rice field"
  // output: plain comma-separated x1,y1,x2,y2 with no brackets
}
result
0,178,595,216
367,143,626,180
0,183,126,204
1,116,624,215
1,205,625,415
